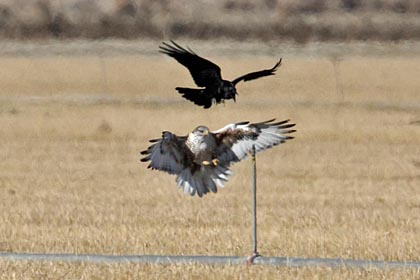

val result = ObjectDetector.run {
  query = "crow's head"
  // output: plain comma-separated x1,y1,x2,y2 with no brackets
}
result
221,81,238,102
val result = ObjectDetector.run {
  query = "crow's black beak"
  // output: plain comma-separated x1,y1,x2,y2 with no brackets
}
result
233,92,238,102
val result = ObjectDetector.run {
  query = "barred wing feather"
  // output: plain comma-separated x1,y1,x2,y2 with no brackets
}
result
140,132,188,175
214,119,295,165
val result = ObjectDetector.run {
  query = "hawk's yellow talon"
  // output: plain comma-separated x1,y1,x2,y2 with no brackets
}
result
202,159,219,166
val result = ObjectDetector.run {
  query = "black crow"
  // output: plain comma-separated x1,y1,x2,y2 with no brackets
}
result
159,41,282,109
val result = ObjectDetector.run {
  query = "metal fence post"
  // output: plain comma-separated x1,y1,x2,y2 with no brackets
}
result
247,145,260,265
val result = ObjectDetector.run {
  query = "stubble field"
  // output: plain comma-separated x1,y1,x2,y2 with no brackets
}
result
0,41,419,279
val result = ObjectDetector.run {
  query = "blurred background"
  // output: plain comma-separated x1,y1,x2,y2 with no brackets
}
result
0,0,420,42
1,1,420,278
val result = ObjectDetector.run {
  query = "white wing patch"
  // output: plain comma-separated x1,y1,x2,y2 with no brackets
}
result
216,119,295,165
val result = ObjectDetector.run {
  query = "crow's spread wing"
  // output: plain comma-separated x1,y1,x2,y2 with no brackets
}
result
159,41,222,87
140,131,190,175
212,118,295,165
231,58,282,86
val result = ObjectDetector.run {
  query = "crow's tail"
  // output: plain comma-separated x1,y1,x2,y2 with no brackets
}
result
176,87,213,109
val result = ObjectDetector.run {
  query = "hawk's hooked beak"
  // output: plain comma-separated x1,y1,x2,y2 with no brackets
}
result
203,130,209,136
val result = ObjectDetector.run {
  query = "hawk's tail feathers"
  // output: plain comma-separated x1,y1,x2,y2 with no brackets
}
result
176,165,233,197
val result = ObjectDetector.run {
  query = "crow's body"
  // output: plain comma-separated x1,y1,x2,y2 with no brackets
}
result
159,41,282,108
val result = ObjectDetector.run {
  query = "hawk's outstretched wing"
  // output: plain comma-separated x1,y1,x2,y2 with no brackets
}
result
159,41,222,88
231,58,282,86
140,131,189,175
212,118,295,165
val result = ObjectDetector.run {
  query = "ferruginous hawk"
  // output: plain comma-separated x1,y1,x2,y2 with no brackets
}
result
140,119,295,197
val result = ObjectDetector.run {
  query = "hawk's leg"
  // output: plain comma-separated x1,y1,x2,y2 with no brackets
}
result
202,159,219,166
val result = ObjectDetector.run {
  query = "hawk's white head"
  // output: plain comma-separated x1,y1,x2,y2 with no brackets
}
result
187,126,215,155
193,126,209,137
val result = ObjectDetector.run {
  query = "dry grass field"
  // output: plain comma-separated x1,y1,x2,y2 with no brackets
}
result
0,41,419,279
